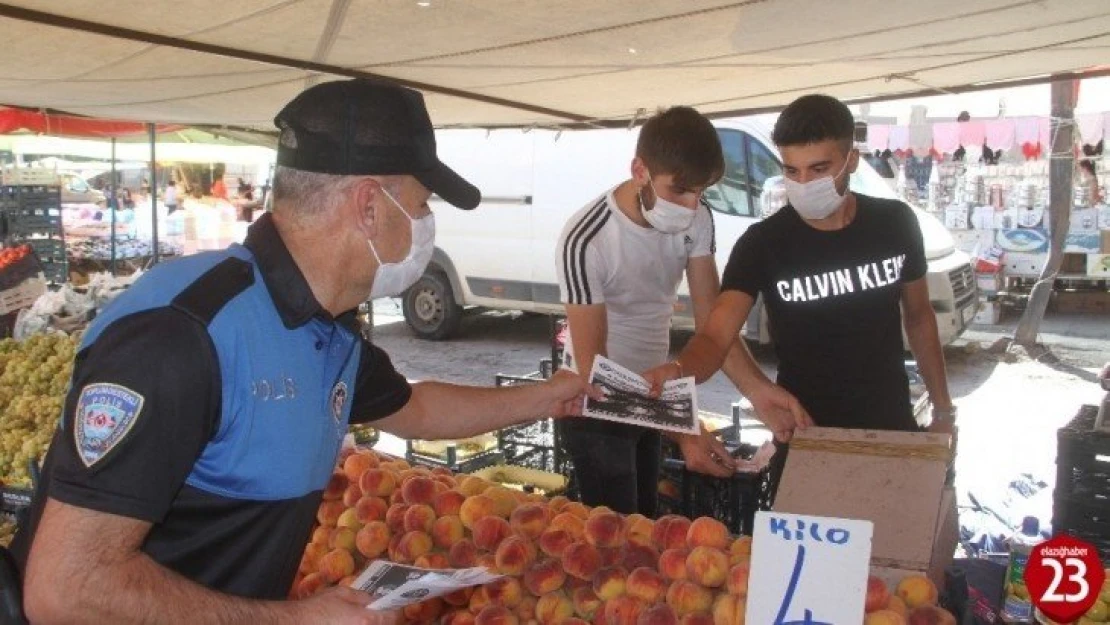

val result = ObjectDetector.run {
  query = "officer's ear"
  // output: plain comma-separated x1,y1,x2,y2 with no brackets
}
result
350,177,385,239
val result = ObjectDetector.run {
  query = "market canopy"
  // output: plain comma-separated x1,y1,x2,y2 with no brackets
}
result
0,0,1108,130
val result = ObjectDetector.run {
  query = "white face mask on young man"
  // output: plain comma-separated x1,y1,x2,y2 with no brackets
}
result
367,189,436,300
639,175,697,234
784,156,852,221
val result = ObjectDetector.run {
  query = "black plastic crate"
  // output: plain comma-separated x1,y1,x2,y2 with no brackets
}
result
495,371,570,475
7,206,63,233
24,240,67,283
406,440,505,474
1052,405,1110,561
0,252,42,291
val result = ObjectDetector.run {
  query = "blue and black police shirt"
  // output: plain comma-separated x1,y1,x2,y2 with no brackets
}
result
11,213,412,599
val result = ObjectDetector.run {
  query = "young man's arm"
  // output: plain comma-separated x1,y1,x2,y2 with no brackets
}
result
683,257,812,442
24,500,391,625
901,277,954,433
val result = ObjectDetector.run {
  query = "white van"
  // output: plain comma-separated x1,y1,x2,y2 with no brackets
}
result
404,120,978,345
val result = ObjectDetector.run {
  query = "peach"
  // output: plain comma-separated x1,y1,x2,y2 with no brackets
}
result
592,566,629,601
338,574,356,587
477,553,498,570
389,490,405,506
886,596,909,618
471,586,494,614
585,513,626,549
726,561,750,597
355,520,391,559
727,537,752,565
323,472,348,501
511,503,553,539
319,548,355,582
450,538,480,568
516,595,538,621
316,499,346,527
549,496,571,512
387,533,403,562
589,506,615,517
564,619,589,625
329,526,357,552
658,479,680,500
396,530,433,563
476,605,520,625
445,611,479,625
551,512,587,540
678,615,713,625
865,610,907,625
295,571,327,598
404,503,437,533
711,594,746,625
600,548,621,568
907,605,955,625
619,544,660,571
436,474,459,489
685,547,729,588
652,516,692,552
402,476,438,505
658,549,690,581
415,552,451,569
355,495,389,524
433,514,466,548
666,580,713,616
399,467,432,483
404,597,445,623
336,508,363,532
637,603,679,625
487,577,525,609
562,541,603,581
603,596,646,625
342,483,363,508
563,502,590,520
686,517,729,551
385,503,410,534
536,591,575,625
461,495,499,529
474,516,515,552
485,486,520,518
572,587,602,620
895,575,939,609
458,475,489,497
525,558,568,596
540,529,576,558
311,525,331,545
496,535,539,576
626,567,667,604
343,451,378,481
866,575,892,613
435,489,469,517
359,468,397,498
299,542,328,575
445,588,475,607
626,516,655,548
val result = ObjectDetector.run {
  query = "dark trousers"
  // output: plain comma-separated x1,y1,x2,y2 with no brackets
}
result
561,420,661,516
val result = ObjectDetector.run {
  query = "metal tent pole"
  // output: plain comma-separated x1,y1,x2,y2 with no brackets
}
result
149,123,159,264
110,137,117,276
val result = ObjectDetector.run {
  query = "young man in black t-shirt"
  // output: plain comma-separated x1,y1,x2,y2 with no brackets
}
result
645,94,954,441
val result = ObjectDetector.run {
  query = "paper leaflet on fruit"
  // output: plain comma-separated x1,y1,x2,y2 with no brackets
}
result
351,560,502,610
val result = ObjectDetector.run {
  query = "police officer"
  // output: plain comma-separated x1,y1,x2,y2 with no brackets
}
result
12,80,592,625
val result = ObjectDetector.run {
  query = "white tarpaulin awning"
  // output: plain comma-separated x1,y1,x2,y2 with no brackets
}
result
0,0,1108,129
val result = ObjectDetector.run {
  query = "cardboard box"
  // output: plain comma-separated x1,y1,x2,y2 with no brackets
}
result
1089,254,1110,278
1065,233,1101,254
944,207,969,230
773,427,957,587
1003,252,1048,277
1099,206,1110,230
996,228,1049,253
1102,230,1110,253
974,301,1002,325
1070,208,1099,234
975,272,1003,294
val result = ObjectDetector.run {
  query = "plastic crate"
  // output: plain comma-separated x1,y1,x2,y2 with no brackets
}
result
495,371,570,475
406,440,505,474
0,253,43,291
24,240,67,284
7,205,63,233
1052,405,1110,561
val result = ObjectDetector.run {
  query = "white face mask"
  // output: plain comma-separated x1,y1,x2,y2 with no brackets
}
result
639,176,697,234
367,189,436,300
784,156,852,221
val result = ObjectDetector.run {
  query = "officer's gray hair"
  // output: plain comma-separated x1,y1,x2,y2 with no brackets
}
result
271,166,361,218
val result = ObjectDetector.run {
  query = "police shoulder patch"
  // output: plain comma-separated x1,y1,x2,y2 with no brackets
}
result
74,383,145,468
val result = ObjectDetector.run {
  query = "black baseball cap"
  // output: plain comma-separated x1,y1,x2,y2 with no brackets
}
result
274,79,480,210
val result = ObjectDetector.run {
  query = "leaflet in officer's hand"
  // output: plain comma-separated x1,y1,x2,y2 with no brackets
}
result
584,356,699,435
351,560,502,610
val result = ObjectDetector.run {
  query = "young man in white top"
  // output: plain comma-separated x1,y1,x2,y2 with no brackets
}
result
555,106,811,515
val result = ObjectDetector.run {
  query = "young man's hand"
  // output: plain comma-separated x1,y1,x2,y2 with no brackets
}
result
675,429,737,478
747,382,814,442
642,361,683,398
543,369,603,417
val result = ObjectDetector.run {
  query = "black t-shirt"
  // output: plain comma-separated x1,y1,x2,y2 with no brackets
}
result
721,194,927,430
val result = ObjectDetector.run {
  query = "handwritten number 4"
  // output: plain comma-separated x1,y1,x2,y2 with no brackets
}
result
775,545,834,625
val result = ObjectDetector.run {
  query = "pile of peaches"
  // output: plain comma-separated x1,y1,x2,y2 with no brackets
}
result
295,448,956,625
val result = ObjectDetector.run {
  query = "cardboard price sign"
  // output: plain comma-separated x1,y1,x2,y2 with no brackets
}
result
1025,535,1106,623
747,511,874,624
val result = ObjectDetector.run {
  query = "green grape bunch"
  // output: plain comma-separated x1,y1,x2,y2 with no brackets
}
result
0,334,79,487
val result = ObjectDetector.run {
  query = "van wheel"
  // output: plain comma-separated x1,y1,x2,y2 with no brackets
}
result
403,271,463,340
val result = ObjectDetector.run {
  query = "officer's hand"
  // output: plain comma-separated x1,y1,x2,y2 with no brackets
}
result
544,369,602,418
676,429,737,478
748,382,813,443
642,361,683,398
291,586,399,625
